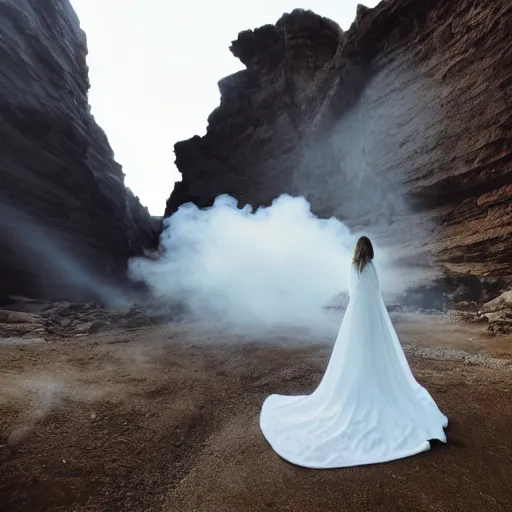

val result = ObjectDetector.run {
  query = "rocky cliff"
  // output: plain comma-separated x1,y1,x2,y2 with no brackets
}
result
166,0,511,305
0,0,155,305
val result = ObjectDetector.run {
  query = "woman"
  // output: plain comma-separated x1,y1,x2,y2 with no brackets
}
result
260,236,448,468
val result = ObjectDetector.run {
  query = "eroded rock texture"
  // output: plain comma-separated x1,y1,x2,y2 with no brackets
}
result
166,0,511,303
0,0,155,304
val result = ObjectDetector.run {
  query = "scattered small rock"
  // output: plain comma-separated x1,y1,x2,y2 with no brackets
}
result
482,291,512,313
452,301,479,312
0,310,40,324
79,320,109,335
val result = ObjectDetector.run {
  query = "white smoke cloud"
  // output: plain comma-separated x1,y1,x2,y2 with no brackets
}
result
128,194,399,334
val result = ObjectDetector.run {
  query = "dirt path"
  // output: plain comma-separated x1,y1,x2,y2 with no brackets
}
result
0,316,511,512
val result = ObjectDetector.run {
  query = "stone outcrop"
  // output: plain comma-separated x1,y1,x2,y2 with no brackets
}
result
166,0,512,305
458,290,512,335
0,297,186,341
481,290,512,334
0,0,156,305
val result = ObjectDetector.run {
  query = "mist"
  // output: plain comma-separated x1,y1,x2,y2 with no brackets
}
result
0,199,131,306
128,59,447,330
129,194,399,334
294,56,444,289
7,377,63,445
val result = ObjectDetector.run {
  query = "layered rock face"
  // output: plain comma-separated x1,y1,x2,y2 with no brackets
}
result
0,0,155,304
166,0,511,304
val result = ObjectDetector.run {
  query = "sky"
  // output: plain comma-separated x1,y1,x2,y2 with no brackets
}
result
70,0,380,215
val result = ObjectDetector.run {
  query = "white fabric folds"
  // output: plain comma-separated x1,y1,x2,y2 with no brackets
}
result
260,262,448,468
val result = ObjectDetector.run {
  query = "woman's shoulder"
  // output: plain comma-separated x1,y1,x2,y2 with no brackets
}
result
351,261,376,275
361,261,376,274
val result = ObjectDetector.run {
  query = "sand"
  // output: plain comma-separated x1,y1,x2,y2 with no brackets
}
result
0,315,510,512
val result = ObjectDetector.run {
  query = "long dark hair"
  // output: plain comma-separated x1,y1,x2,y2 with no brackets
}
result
352,236,374,273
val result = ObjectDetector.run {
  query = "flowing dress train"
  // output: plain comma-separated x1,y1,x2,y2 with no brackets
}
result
260,262,448,468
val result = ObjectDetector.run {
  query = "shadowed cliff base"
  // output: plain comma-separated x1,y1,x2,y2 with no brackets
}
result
0,0,156,304
165,0,512,307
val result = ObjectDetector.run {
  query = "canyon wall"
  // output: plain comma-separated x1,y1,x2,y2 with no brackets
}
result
166,0,511,304
0,0,155,304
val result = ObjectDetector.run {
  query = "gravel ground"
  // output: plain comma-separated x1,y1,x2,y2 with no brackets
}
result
0,315,510,512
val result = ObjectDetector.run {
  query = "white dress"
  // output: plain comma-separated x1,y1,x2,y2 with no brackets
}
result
260,261,448,468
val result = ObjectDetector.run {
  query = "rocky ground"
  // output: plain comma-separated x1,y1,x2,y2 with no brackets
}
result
0,302,510,512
